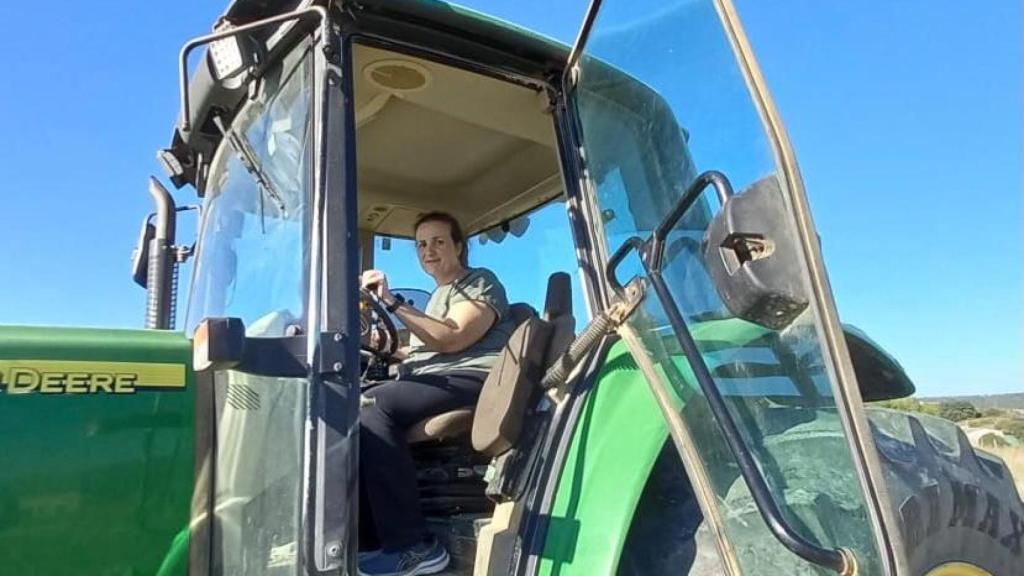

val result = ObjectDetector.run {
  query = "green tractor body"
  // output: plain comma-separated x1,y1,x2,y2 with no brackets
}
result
0,327,194,575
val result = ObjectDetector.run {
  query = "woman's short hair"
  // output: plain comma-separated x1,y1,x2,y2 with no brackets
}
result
414,211,469,266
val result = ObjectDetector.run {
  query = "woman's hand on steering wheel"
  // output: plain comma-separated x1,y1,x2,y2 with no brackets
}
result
360,269,394,304
359,287,400,358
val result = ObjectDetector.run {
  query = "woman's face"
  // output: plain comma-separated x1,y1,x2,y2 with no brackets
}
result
415,219,464,283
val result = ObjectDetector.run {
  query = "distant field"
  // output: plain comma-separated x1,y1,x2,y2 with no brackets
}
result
925,393,1024,411
963,416,1024,435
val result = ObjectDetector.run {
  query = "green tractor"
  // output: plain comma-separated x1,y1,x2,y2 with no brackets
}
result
1,1,1021,575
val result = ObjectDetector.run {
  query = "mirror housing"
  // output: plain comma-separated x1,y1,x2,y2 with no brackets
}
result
704,176,808,330
131,218,156,288
478,215,530,245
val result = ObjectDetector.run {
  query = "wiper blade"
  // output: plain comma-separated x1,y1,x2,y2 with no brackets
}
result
213,115,287,214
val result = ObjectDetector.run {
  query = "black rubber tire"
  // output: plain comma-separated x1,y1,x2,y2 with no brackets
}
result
869,408,1024,575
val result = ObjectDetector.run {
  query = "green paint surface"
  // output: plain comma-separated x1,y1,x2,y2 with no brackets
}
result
537,318,886,575
0,326,194,576
538,342,670,576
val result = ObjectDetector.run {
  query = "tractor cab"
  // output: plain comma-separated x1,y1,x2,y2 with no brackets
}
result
146,0,899,574
113,0,1022,575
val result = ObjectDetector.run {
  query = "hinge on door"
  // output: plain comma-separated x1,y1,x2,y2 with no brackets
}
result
541,276,645,394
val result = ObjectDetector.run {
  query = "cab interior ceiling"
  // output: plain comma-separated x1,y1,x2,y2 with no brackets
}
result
166,0,572,198
353,42,563,238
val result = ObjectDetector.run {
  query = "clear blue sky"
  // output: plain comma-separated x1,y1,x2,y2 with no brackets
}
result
0,1,1019,397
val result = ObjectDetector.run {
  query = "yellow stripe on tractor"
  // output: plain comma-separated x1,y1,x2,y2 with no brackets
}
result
0,359,186,394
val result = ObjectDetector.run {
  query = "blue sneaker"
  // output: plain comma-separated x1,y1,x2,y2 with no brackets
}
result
358,549,382,562
357,537,449,576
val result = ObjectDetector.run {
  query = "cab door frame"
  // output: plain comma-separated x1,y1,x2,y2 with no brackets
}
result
557,0,908,574
711,3,908,572
307,9,361,574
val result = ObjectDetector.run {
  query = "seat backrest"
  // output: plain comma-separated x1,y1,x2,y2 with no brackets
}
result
508,302,538,327
405,301,539,445
471,273,576,457
542,272,575,369
471,317,552,456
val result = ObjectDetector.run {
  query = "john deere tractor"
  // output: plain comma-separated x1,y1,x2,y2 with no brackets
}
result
1,0,1021,575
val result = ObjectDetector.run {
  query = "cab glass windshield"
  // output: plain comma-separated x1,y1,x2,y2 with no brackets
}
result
185,43,313,336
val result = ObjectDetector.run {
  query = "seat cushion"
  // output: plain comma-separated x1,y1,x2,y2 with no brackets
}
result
406,408,475,443
404,302,536,445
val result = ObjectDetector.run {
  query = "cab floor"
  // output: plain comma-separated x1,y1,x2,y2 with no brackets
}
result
424,513,489,576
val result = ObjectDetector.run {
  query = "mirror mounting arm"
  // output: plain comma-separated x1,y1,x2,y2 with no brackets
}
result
177,5,329,133
606,171,855,575
563,0,605,89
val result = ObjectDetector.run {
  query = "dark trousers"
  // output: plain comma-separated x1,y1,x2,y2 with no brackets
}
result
359,369,486,552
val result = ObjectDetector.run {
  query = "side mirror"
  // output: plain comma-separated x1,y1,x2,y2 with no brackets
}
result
131,205,199,291
703,176,809,330
131,218,156,288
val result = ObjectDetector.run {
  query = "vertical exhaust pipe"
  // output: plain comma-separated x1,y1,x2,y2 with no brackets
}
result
146,177,177,329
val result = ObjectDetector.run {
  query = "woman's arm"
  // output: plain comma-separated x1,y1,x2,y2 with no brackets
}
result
393,300,495,354
361,267,499,354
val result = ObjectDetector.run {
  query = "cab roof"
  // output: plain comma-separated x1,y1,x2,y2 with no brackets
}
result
163,0,570,192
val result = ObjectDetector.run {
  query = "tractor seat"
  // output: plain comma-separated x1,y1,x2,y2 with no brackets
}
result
405,302,538,443
406,274,575,445
405,407,475,443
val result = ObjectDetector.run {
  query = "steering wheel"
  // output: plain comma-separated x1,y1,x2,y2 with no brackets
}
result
359,288,399,358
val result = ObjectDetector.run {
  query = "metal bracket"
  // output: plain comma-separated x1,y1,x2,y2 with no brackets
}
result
317,331,348,375
178,5,329,133
606,276,645,326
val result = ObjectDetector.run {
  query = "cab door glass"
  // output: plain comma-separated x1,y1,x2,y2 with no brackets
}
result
571,1,886,573
186,41,314,576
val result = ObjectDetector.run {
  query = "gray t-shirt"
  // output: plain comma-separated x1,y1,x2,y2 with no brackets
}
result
401,268,515,376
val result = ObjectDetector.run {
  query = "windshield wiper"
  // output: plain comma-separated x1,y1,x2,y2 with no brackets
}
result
213,115,287,216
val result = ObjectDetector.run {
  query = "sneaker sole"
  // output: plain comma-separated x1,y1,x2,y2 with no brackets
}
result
409,548,449,576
